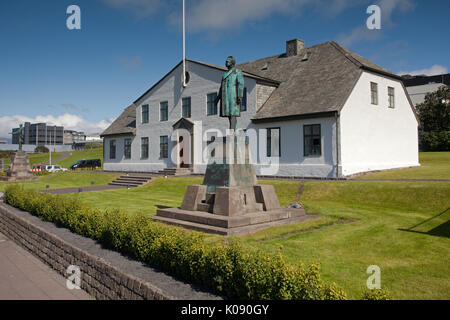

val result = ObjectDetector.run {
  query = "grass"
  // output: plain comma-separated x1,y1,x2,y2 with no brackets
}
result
0,172,120,193
0,147,103,171
68,177,450,299
56,148,103,169
1,152,449,299
356,152,450,180
0,152,65,171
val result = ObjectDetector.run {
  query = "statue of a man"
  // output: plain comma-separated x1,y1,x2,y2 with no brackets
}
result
215,56,245,131
18,124,24,152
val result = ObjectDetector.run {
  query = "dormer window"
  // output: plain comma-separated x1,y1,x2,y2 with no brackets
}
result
301,52,312,62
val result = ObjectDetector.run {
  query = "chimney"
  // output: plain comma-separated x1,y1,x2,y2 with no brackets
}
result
286,39,305,57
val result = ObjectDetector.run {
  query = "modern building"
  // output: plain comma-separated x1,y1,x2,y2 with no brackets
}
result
402,73,450,106
12,122,64,146
101,39,420,178
63,130,87,149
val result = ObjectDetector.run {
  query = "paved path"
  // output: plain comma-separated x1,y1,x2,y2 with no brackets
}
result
39,151,71,167
0,232,92,300
40,185,125,195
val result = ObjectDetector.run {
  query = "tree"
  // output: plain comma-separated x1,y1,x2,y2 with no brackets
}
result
416,85,450,151
34,145,49,153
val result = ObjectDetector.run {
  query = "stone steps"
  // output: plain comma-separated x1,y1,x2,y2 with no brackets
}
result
152,210,316,237
108,175,152,188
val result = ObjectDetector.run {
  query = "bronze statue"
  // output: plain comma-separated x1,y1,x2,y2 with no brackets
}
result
215,56,244,131
18,124,24,152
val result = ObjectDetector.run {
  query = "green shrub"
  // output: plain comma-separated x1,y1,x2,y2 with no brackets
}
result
362,289,392,300
3,185,347,300
421,131,450,151
34,146,49,153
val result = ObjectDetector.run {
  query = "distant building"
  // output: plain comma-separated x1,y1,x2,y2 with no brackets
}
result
12,122,64,146
86,133,102,143
402,73,450,106
0,140,7,144
63,130,87,150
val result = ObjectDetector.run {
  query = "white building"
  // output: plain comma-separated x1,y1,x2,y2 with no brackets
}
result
101,39,420,178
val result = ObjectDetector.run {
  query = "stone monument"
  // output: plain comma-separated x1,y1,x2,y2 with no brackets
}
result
0,124,37,182
153,57,317,236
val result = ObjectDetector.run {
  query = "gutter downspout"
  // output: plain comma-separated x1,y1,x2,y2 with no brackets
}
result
335,111,340,179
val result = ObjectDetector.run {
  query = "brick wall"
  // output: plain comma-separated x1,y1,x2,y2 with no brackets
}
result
0,203,174,300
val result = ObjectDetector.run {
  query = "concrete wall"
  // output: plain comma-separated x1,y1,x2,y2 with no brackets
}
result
339,71,419,176
0,144,73,152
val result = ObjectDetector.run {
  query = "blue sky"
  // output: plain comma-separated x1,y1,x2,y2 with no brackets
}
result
0,0,449,136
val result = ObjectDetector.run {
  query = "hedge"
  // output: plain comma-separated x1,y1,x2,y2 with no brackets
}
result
3,185,347,300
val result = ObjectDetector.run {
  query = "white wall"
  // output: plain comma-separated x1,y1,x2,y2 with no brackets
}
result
103,60,339,177
339,71,419,176
251,117,337,178
104,61,262,173
103,135,137,172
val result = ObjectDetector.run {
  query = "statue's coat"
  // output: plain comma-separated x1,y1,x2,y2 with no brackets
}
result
217,68,244,118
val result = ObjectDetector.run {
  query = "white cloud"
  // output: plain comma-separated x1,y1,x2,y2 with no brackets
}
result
101,0,164,18
398,64,448,76
336,0,415,46
103,0,366,33
337,25,382,46
0,114,113,138
182,0,312,32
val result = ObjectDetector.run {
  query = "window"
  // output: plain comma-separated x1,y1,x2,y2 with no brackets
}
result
304,124,321,157
266,128,280,158
160,102,168,121
388,87,395,108
182,97,191,118
241,88,247,112
142,105,149,124
124,139,132,159
141,137,149,159
207,93,218,116
371,82,378,105
110,140,116,159
160,136,168,159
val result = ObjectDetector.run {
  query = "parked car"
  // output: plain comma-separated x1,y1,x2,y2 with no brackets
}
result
70,159,102,170
45,165,68,173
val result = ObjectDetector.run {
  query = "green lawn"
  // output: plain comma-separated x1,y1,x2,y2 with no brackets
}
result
356,152,450,180
66,177,450,300
0,147,103,171
1,152,65,171
0,172,120,192
56,148,103,169
1,151,449,299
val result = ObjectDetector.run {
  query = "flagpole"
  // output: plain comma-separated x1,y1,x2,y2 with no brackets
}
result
182,0,186,87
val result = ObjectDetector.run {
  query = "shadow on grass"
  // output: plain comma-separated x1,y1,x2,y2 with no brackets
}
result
156,205,172,210
399,207,450,239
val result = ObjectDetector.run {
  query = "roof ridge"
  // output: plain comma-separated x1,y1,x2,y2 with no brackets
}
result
328,41,363,68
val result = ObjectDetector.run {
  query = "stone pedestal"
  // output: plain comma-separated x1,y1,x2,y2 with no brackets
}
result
0,152,38,182
153,133,318,236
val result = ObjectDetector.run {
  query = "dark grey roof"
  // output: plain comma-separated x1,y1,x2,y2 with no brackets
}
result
100,104,136,137
238,41,403,122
